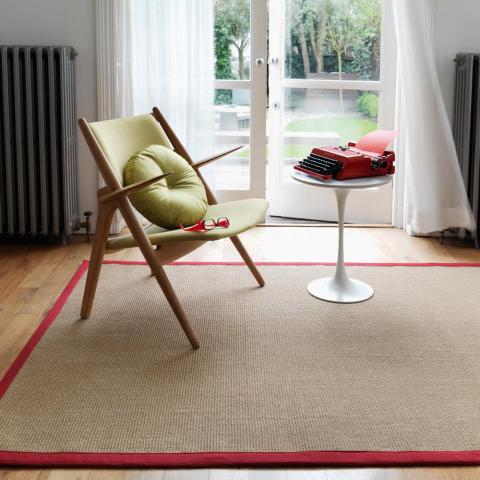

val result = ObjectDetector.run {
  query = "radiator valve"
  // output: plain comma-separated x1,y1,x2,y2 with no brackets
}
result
80,211,93,242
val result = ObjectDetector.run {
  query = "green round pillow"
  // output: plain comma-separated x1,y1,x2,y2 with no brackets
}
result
124,144,208,229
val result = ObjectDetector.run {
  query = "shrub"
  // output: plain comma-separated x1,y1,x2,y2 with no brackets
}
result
356,92,379,119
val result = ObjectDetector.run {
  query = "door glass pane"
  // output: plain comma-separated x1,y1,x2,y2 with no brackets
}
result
214,0,251,81
214,88,251,189
284,0,382,81
281,87,379,179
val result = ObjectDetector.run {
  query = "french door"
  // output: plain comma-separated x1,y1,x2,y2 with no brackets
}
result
268,0,396,223
212,0,396,223
212,0,268,202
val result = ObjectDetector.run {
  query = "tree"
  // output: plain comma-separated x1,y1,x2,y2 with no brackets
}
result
309,0,328,73
287,0,329,77
298,19,311,76
326,0,356,81
288,0,312,76
349,0,381,80
215,0,250,80
326,0,357,112
214,2,233,104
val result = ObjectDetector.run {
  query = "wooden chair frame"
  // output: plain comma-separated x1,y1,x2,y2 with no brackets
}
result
78,107,265,350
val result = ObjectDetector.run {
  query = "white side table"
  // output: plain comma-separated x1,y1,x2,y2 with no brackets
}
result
291,172,393,303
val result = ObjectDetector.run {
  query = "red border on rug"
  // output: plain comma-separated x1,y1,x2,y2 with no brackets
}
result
1,259,480,468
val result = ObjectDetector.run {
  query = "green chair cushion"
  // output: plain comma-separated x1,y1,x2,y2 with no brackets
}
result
90,114,173,184
106,198,269,251
124,144,208,229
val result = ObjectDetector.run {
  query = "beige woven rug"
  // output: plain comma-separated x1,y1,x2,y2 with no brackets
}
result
1,261,480,467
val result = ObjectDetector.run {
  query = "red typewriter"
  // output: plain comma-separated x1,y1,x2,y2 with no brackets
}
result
294,130,398,181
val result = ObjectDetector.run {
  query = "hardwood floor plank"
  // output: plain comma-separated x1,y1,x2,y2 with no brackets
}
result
209,469,249,480
401,467,480,480
0,313,41,378
0,470,48,480
85,470,166,480
247,470,288,480
0,287,38,316
47,469,90,480
18,262,66,289
286,468,328,479
324,468,404,480
163,470,209,480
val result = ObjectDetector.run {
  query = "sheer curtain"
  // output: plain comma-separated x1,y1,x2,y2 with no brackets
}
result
392,0,475,234
126,0,215,162
96,0,215,231
96,0,132,232
96,0,215,164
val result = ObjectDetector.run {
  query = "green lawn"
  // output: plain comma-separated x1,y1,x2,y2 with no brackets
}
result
231,115,377,159
285,116,377,145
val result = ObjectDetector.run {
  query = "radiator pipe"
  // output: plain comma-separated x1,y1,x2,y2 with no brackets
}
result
80,211,93,242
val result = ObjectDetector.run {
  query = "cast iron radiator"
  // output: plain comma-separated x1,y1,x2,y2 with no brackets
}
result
0,46,80,241
453,53,480,247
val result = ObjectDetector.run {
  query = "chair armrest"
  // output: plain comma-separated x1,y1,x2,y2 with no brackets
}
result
99,172,173,204
191,145,245,170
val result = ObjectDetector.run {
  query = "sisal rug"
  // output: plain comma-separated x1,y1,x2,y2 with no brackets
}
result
1,260,480,467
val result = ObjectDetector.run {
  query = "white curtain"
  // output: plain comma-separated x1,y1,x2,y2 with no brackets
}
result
96,0,132,232
392,0,475,235
96,0,215,231
126,0,215,162
96,0,215,161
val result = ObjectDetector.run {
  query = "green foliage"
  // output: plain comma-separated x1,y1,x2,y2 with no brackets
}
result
325,0,357,78
347,35,376,80
356,92,379,119
286,116,377,144
214,0,250,80
215,89,232,105
286,0,329,77
214,0,382,100
214,14,232,80
285,51,308,79
348,0,381,79
214,9,233,104
283,0,381,80
231,114,378,159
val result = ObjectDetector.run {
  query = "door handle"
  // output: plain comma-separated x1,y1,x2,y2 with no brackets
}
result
268,57,279,65
255,58,265,66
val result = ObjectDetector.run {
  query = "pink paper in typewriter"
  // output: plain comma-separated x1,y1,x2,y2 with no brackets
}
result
355,130,398,156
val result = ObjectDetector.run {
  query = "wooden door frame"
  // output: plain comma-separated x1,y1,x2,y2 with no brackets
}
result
267,0,397,224
213,0,268,202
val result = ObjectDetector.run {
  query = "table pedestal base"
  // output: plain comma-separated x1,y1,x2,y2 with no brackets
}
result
307,276,373,303
291,173,393,305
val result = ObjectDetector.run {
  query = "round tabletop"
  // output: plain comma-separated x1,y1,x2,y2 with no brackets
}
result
291,171,393,190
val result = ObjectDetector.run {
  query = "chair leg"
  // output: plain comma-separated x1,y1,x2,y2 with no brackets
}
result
230,235,265,287
148,259,200,349
153,110,264,290
80,202,116,319
116,196,200,349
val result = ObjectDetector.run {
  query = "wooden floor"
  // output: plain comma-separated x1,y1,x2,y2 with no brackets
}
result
1,226,480,480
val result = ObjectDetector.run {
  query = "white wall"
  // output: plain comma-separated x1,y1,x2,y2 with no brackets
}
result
435,0,480,121
0,0,98,223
